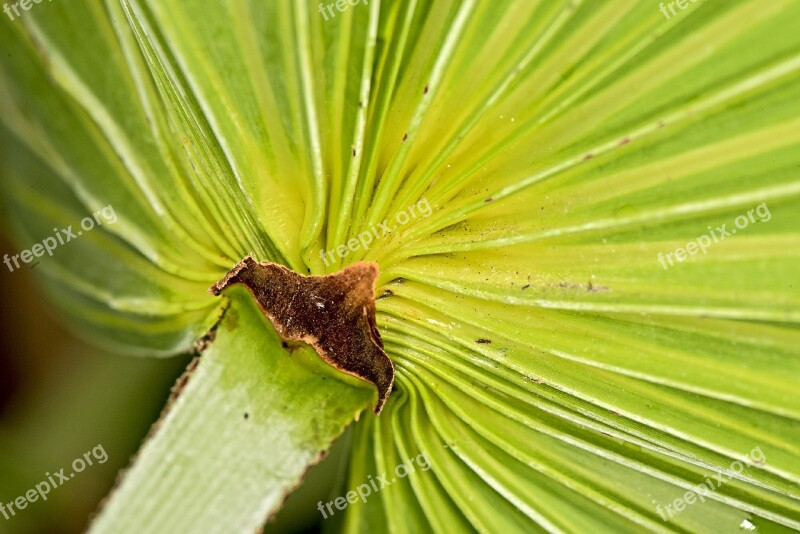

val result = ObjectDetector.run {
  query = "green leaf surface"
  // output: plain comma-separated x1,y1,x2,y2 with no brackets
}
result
89,287,373,533
1,0,799,532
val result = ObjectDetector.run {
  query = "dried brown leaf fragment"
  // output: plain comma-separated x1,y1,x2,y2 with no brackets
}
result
210,256,394,413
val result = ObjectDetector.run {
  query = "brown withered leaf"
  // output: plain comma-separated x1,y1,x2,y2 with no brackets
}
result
209,256,394,413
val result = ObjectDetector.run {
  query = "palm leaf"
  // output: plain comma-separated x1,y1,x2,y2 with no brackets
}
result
0,0,798,532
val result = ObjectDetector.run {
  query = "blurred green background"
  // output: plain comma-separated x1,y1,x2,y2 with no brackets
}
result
0,229,190,534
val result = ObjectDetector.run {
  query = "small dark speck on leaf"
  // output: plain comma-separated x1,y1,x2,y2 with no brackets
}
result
402,133,408,142
476,338,491,344
376,289,394,300
424,84,429,94
586,281,610,293
484,198,494,203
244,412,249,420
582,153,594,160
557,281,610,293
521,284,530,290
